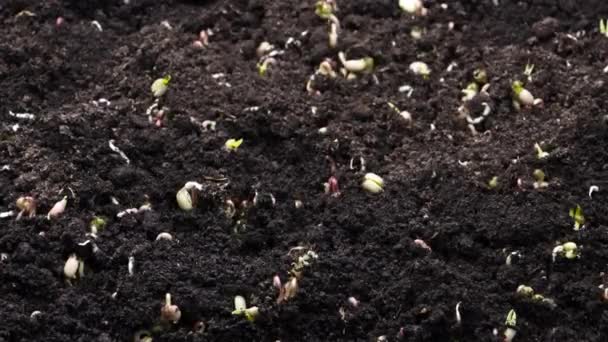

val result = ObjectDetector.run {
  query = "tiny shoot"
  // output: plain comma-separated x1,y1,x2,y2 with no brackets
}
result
534,143,549,159
151,75,171,98
232,295,259,322
600,19,608,38
569,205,585,231
225,138,243,152
504,309,517,342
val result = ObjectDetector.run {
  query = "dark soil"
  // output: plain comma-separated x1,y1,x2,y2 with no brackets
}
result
3,0,608,341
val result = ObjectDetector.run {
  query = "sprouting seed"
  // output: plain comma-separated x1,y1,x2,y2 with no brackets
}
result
128,256,135,276
569,205,585,231
64,254,80,280
399,0,428,16
504,309,517,342
533,169,548,189
155,232,173,241
318,60,337,78
257,57,276,76
338,52,374,74
511,80,535,107
47,196,68,220
176,181,203,211
601,19,608,38
151,75,171,98
225,138,243,152
589,185,599,199
160,293,181,324
534,143,549,159
16,196,36,220
473,68,487,84
361,173,384,193
488,176,499,189
516,285,534,297
409,61,431,78
232,295,259,322
90,216,106,235
256,41,274,58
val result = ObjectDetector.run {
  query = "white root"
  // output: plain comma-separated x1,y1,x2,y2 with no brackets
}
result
108,140,130,164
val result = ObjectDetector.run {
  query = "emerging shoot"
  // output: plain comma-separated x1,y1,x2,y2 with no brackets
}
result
601,19,608,38
552,241,579,261
232,295,259,322
16,196,36,220
511,80,539,109
569,205,585,231
151,75,171,98
338,52,374,74
488,176,499,189
361,173,384,194
90,216,107,235
176,181,203,211
48,196,68,220
504,309,517,342
409,61,431,78
532,169,548,189
257,57,276,77
473,68,488,84
225,138,243,152
160,293,181,324
534,143,549,159
399,0,428,16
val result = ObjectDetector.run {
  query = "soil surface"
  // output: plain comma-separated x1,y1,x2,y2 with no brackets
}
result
3,0,608,341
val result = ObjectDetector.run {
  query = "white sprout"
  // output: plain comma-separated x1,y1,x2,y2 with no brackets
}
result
589,185,599,199
108,140,130,164
8,110,35,120
91,21,103,32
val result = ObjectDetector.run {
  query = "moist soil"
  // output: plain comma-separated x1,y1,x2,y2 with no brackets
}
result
2,0,608,341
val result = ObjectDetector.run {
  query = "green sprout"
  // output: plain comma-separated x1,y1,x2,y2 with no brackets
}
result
315,1,333,19
473,68,487,84
90,216,106,235
257,57,276,76
569,205,585,231
225,138,243,151
516,285,534,297
361,173,384,194
533,169,548,189
232,295,259,322
505,309,516,326
461,82,479,101
151,75,171,98
534,143,549,159
553,241,579,261
601,19,608,38
512,80,535,108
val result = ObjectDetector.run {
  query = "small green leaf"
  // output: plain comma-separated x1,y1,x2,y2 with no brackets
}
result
569,205,585,230
505,309,517,327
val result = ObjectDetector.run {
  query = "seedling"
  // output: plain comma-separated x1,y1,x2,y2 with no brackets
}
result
90,216,106,235
387,102,413,127
64,253,84,283
15,196,36,220
151,76,171,98
362,173,384,194
532,169,548,189
516,285,534,297
461,82,479,101
503,309,517,342
552,241,579,262
413,239,432,252
256,41,275,58
473,68,488,84
569,205,585,231
324,176,340,196
328,21,339,48
257,57,276,76
511,80,539,109
523,63,534,82
160,293,181,324
589,185,599,199
290,249,319,277
315,0,340,27
338,52,374,74
534,143,549,159
488,176,499,189
409,61,431,78
318,59,337,78
600,19,608,38
232,295,259,322
176,181,203,211
276,276,299,304
133,330,153,342
155,232,173,241
48,196,67,220
225,138,243,151
399,0,428,16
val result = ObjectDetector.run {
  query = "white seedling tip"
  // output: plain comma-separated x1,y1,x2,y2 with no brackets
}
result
8,110,35,120
30,311,42,319
155,232,173,241
128,256,135,276
589,185,599,199
234,295,247,312
47,196,67,220
0,211,14,218
455,302,462,325
64,254,79,279
91,20,103,32
108,140,130,164
409,61,430,76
